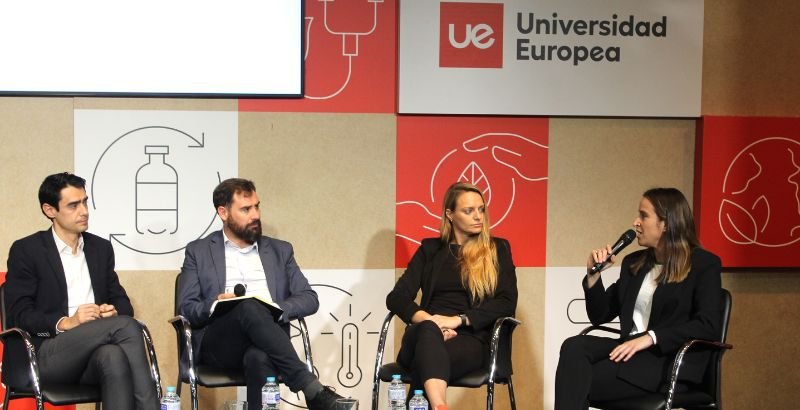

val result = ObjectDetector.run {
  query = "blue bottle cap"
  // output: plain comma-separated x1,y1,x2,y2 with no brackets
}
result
166,386,176,393
414,389,423,395
392,374,401,380
266,376,276,382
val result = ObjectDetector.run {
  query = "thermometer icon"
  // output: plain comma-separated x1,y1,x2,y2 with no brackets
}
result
337,322,362,387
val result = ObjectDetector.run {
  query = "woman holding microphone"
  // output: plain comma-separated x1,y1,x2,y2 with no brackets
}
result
554,187,722,409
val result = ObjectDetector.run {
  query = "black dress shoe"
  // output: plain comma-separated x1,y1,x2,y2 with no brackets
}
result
306,386,344,410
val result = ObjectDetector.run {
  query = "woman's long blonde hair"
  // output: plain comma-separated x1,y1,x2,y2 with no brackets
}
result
631,187,700,283
439,182,498,303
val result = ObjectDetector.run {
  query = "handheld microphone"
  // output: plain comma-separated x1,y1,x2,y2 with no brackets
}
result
233,283,246,297
589,229,637,274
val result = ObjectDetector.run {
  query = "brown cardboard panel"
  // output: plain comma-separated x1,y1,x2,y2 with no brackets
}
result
0,97,74,269
721,271,800,408
74,97,237,111
547,118,696,267
239,112,396,269
702,0,800,116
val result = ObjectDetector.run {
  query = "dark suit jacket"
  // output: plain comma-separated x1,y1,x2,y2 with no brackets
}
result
177,230,319,352
2,229,133,385
386,237,518,341
584,247,722,391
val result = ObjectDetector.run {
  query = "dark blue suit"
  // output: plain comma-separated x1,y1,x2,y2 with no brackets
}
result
177,230,319,409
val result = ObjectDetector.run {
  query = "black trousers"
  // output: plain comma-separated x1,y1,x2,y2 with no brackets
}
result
554,335,652,410
200,299,315,410
37,315,158,410
396,320,487,393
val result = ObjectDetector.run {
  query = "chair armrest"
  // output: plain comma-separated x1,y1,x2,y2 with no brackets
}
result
487,316,521,383
296,318,314,373
372,312,394,379
136,319,163,399
371,311,395,410
665,339,733,409
579,325,621,336
168,315,197,385
0,327,43,399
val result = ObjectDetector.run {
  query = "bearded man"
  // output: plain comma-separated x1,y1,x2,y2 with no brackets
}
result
177,178,343,410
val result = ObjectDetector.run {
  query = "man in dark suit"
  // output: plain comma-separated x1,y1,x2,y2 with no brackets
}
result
177,178,343,410
3,172,158,409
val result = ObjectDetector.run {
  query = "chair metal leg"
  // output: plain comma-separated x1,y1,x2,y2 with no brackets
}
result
507,376,516,410
371,379,381,410
486,379,495,410
371,379,380,410
190,379,199,410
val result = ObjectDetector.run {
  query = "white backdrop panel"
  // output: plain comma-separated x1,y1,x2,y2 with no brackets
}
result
399,0,703,116
75,109,237,270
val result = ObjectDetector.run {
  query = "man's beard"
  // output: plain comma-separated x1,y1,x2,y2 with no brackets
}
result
227,219,262,244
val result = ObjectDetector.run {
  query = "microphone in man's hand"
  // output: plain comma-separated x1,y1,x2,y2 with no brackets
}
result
233,283,246,297
589,229,637,274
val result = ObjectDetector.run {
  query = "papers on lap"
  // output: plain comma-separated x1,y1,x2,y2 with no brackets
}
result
209,295,283,321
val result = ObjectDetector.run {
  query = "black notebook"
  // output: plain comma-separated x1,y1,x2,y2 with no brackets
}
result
209,295,283,321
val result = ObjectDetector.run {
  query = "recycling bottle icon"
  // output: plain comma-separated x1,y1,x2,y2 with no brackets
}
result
135,145,179,235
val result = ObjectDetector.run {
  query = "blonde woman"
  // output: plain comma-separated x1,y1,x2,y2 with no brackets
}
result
554,187,723,409
387,182,518,409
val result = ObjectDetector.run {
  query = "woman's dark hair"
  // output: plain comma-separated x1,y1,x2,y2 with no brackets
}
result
631,187,700,283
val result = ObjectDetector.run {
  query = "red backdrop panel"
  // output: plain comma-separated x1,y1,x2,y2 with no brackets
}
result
1,272,76,410
396,116,549,267
695,116,800,267
239,0,396,113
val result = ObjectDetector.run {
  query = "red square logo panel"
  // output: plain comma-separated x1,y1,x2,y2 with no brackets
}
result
239,0,396,113
439,2,504,68
695,116,800,267
396,116,548,267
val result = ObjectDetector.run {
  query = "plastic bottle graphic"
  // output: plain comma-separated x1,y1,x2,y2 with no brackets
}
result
135,145,178,235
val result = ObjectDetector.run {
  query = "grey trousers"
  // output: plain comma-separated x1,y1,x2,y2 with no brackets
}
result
37,315,159,410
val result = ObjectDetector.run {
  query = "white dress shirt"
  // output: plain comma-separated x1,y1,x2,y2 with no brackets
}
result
52,230,95,317
222,231,273,303
631,264,661,344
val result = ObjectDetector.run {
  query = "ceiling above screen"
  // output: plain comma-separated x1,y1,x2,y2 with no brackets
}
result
0,0,303,98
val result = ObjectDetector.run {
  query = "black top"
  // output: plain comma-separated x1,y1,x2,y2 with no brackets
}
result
387,237,517,342
426,244,471,316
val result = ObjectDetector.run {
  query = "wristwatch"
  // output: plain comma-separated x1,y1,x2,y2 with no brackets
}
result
459,313,468,328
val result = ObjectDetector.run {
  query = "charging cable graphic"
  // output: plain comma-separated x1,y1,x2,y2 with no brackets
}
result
304,0,384,99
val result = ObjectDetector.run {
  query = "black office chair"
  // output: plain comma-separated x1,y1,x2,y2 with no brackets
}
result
582,288,733,410
0,284,163,410
370,312,521,410
169,273,315,410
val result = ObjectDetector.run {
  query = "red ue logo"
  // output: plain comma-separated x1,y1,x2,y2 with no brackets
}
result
439,2,504,68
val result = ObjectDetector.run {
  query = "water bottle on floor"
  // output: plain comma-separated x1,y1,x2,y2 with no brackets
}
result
262,376,280,409
408,389,428,410
387,374,406,410
160,386,180,410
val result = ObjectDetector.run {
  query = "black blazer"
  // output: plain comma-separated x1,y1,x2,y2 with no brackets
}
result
584,247,722,391
2,229,133,385
386,237,518,341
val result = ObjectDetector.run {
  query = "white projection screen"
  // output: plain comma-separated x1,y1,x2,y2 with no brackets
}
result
0,0,303,97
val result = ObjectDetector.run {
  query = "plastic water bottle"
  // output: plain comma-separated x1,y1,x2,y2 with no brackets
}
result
160,386,180,410
408,389,428,410
262,376,280,409
387,374,406,409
